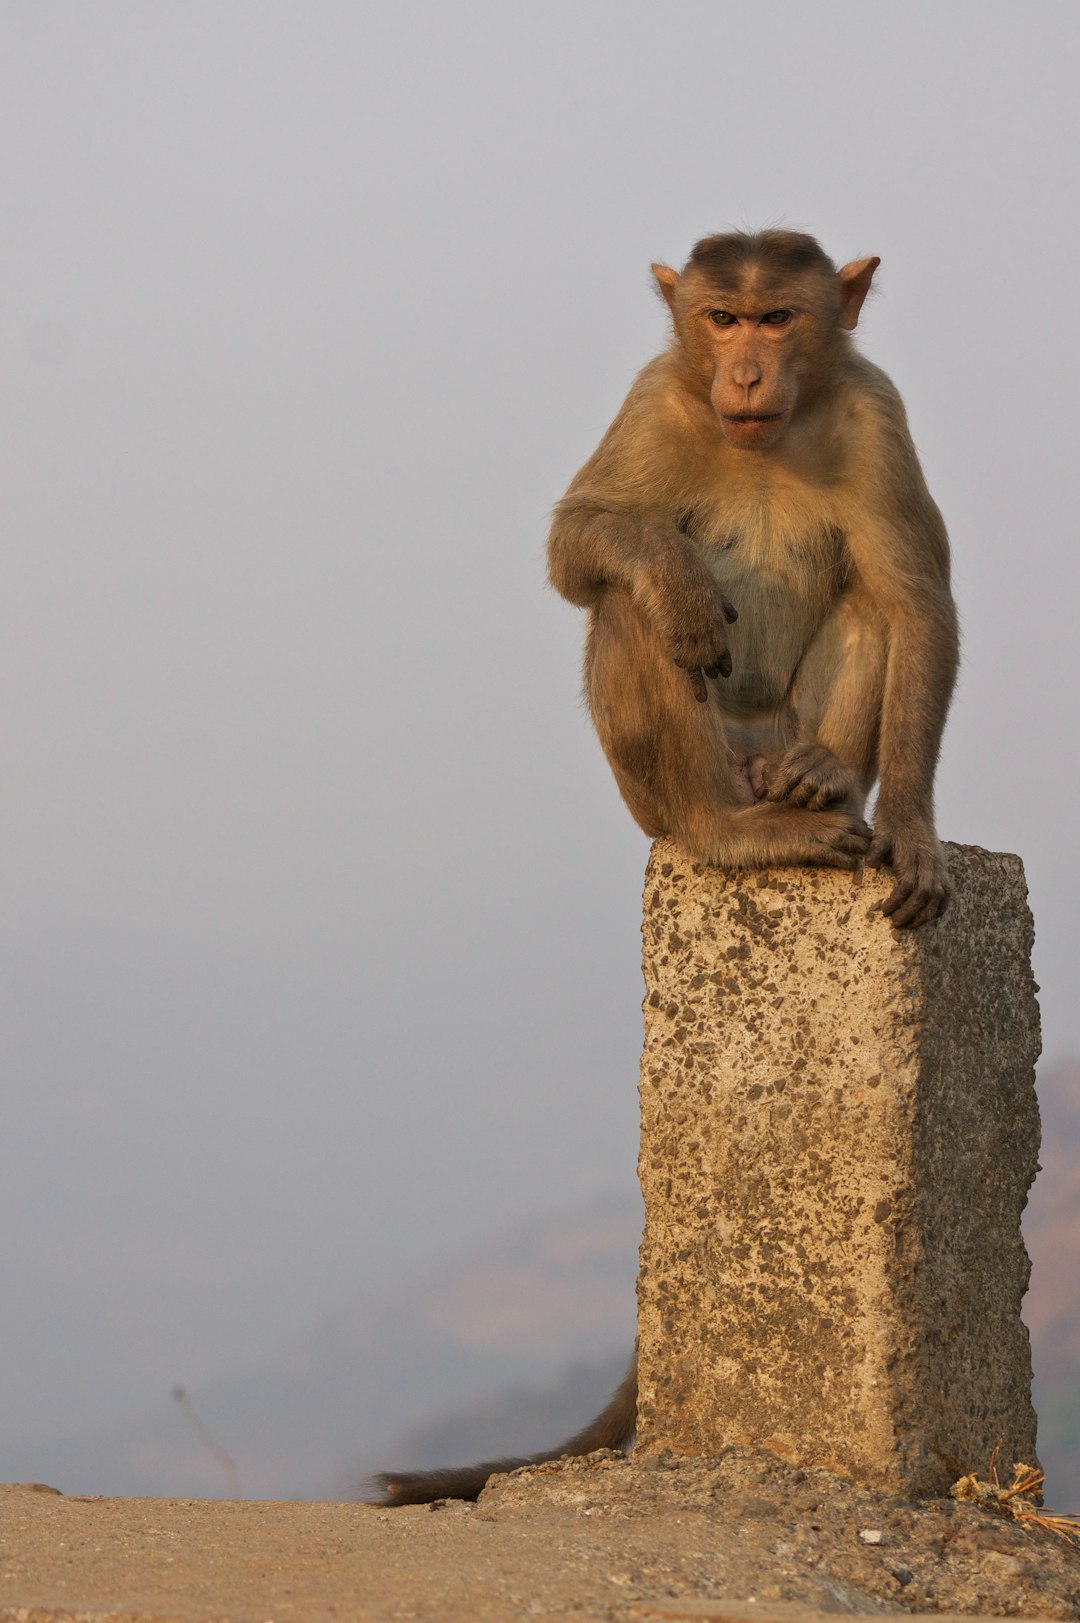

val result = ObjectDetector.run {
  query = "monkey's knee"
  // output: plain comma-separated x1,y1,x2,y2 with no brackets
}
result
585,594,739,835
598,730,669,837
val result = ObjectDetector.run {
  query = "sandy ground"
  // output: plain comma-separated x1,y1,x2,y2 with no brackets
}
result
2,1450,1079,1623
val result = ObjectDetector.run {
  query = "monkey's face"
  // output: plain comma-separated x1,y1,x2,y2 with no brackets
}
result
653,259,847,454
685,272,838,451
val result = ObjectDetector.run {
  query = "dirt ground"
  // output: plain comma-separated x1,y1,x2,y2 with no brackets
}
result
2,1448,1079,1623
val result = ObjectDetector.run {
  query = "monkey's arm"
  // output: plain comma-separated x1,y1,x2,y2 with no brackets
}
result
844,412,959,927
549,401,738,700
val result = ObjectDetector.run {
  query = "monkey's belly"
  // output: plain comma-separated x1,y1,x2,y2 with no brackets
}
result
714,704,794,770
705,561,831,741
715,666,789,714
711,613,806,723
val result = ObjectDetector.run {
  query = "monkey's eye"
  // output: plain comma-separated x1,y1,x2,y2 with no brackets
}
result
707,309,737,327
760,309,793,326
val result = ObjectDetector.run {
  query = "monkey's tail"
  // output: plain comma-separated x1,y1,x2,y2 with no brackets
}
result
370,1346,637,1506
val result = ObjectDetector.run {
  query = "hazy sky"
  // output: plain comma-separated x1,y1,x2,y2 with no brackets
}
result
3,1,1078,1449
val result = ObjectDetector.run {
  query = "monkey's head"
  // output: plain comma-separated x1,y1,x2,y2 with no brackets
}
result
652,231,879,452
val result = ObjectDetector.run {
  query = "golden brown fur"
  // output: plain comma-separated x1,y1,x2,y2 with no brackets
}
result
373,231,958,1508
550,229,957,926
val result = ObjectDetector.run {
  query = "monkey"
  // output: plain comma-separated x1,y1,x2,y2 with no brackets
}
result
374,230,959,1505
551,228,958,927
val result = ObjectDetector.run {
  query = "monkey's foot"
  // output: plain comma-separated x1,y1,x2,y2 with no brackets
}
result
682,800,871,872
776,803,872,870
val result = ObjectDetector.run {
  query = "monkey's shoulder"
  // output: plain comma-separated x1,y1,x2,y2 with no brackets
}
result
833,357,918,452
564,356,708,502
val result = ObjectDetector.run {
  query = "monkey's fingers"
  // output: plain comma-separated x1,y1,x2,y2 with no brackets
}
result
764,746,850,808
765,766,799,802
677,644,731,697
787,776,844,809
865,834,893,869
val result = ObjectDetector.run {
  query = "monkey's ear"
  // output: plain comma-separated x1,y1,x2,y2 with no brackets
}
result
837,257,880,330
651,262,680,317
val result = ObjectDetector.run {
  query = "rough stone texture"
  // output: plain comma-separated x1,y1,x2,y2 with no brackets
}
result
636,840,1042,1496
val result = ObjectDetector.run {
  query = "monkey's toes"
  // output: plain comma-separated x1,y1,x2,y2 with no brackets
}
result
807,845,862,871
882,864,949,928
808,813,871,866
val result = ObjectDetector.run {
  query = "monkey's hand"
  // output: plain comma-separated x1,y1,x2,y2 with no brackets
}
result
637,545,738,703
763,744,858,811
866,815,949,928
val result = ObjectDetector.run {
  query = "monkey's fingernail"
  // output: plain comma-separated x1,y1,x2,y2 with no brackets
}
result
719,656,732,678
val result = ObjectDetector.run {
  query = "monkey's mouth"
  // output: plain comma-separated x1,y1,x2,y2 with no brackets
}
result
723,413,786,424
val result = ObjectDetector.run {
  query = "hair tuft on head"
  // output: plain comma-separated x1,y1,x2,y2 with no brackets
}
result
686,230,837,282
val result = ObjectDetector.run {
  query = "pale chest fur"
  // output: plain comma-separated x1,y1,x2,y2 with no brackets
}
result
682,474,850,715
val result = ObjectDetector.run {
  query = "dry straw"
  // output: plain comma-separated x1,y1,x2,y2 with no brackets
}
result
952,1446,1080,1550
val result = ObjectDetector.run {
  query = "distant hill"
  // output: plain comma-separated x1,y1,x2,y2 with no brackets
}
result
1024,1059,1080,1504
3,1194,640,1500
5,1062,1077,1504
368,1352,631,1483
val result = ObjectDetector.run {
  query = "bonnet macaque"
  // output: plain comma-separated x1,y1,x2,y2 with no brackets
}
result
376,230,958,1505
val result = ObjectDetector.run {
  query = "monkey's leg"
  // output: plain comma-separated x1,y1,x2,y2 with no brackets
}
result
768,587,887,813
585,593,870,870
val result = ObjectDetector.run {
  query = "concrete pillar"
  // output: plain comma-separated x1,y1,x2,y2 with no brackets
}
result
635,840,1041,1495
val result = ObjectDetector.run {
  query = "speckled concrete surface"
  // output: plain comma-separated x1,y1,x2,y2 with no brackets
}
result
637,842,1041,1495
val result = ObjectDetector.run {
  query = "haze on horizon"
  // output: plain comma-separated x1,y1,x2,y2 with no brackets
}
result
2,0,1078,1467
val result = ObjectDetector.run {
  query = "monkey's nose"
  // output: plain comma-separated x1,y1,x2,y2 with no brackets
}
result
732,360,762,389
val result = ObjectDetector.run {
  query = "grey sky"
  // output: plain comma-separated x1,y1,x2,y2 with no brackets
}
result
2,1,1078,1450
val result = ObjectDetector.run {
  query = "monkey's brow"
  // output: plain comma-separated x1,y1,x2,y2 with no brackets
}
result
691,298,802,319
